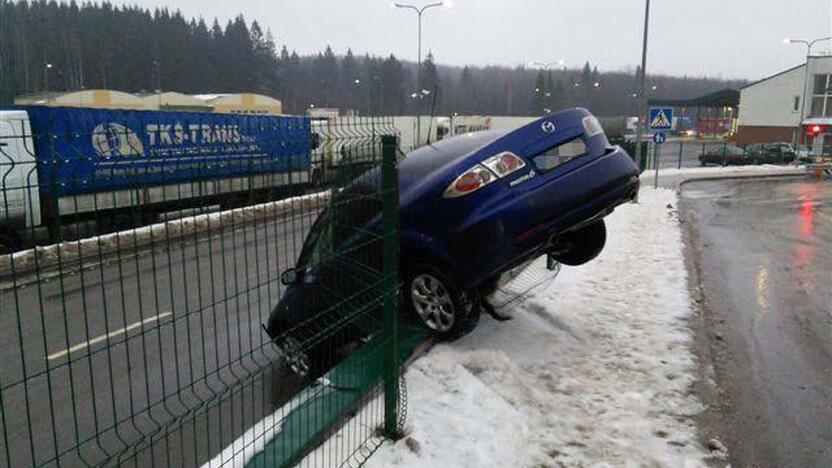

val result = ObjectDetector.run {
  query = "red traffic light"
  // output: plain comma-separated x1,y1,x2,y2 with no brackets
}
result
807,124,823,137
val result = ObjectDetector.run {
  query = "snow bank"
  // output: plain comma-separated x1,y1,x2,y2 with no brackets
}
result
366,188,710,467
650,164,802,178
644,164,805,190
0,191,330,278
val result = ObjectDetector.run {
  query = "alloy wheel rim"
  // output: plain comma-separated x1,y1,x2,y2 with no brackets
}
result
411,273,455,332
280,336,311,377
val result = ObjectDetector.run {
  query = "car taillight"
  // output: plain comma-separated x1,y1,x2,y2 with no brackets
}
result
582,116,604,137
482,151,526,177
443,165,495,198
444,151,528,198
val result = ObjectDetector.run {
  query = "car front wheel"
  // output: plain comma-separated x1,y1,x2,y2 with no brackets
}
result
404,264,480,340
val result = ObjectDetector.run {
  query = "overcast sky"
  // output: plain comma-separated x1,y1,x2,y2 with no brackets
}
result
110,0,831,80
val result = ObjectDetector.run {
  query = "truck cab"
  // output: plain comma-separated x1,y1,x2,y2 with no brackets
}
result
0,110,40,252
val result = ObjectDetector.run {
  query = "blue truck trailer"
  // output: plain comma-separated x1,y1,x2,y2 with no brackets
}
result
0,106,311,250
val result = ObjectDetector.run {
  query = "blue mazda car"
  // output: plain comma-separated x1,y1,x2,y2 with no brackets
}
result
267,108,640,377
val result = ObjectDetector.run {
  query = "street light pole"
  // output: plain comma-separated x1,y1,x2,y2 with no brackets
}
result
44,62,53,104
634,0,651,175
153,60,162,109
394,1,445,146
785,36,832,147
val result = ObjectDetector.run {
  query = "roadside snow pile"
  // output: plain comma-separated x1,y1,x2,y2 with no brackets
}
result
653,164,802,178
0,191,329,277
366,188,709,467
646,164,805,189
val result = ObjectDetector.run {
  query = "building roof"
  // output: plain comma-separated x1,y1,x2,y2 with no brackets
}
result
740,63,805,90
647,88,740,108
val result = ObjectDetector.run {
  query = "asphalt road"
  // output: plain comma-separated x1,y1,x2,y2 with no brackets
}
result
680,177,832,467
0,205,320,467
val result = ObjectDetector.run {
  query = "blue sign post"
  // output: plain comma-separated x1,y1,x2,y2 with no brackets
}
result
649,107,673,132
653,132,666,144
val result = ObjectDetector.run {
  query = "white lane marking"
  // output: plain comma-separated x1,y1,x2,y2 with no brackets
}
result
47,312,173,361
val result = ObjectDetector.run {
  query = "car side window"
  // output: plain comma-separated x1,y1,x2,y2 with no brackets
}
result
531,138,587,171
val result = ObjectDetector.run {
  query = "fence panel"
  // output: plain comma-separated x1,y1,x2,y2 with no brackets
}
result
0,108,402,467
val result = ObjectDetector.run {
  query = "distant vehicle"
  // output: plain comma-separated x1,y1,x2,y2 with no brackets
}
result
698,145,749,166
265,108,641,378
745,143,797,164
0,106,311,252
794,144,812,163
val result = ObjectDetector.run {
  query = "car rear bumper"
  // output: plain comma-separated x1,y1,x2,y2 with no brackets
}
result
449,147,639,288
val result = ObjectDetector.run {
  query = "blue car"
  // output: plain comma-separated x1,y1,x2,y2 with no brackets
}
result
267,108,639,377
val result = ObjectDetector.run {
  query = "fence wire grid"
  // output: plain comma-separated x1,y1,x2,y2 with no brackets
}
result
0,107,403,468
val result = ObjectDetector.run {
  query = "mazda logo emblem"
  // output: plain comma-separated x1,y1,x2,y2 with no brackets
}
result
541,121,556,133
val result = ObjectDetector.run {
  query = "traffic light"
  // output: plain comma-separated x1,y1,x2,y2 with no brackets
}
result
807,124,823,137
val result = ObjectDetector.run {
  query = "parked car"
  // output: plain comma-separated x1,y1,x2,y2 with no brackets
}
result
698,145,750,166
265,108,641,378
745,143,797,164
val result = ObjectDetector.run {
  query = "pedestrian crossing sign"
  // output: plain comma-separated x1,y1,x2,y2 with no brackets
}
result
649,107,673,131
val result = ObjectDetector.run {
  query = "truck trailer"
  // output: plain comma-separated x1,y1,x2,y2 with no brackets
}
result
0,106,311,251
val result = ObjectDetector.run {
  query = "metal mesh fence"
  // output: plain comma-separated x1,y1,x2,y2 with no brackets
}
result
642,139,802,170
0,107,402,467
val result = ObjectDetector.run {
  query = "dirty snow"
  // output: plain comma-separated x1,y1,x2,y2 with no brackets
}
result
0,191,329,278
645,164,805,190
365,187,710,467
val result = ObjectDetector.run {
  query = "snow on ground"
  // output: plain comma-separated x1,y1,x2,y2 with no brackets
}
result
651,164,802,178
0,190,329,278
365,187,710,467
644,164,805,190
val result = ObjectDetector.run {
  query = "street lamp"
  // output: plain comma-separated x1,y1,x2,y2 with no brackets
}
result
529,60,566,71
785,36,832,145
152,59,162,108
393,1,448,144
44,62,53,92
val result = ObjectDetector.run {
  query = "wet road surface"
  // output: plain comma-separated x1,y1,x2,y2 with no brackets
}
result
0,206,319,467
681,177,832,467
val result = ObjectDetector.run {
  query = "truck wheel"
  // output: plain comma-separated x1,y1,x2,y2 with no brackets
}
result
551,220,607,266
404,264,480,340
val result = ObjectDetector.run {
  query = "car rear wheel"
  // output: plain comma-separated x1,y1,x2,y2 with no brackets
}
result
405,264,480,340
550,220,607,266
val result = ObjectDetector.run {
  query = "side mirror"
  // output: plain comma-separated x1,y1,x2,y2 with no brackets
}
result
281,268,299,285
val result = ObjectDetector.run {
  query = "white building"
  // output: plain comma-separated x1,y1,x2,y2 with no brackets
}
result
737,55,832,153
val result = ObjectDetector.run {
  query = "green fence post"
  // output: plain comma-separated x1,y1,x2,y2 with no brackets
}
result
381,134,402,439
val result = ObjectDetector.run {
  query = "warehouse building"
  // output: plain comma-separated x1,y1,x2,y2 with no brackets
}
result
192,93,283,115
14,90,282,115
137,91,213,113
736,55,832,153
15,89,145,109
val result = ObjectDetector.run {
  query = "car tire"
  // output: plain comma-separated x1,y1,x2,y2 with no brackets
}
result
551,220,607,266
276,333,337,381
404,264,480,340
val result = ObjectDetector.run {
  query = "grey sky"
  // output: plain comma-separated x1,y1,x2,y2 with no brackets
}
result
111,0,830,80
